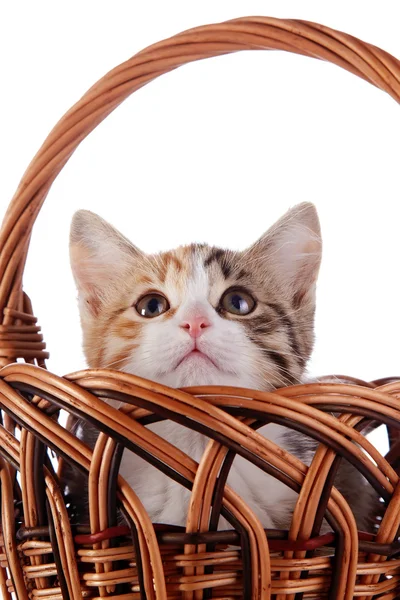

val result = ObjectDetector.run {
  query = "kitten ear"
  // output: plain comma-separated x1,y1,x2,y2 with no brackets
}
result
70,210,141,314
246,202,322,307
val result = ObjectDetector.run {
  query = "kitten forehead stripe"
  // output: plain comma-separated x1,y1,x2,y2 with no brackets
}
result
204,248,224,267
237,269,249,281
204,248,232,279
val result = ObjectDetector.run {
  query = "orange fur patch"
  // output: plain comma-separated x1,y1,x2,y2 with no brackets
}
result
113,317,142,340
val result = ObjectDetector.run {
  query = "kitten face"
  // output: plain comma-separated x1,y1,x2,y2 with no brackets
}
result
70,203,321,390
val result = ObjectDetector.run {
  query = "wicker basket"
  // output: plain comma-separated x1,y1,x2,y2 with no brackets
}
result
1,16,400,600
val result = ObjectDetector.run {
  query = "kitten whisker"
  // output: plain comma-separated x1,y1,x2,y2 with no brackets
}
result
101,356,130,369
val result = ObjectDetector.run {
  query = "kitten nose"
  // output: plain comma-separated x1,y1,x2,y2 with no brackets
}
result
180,316,211,338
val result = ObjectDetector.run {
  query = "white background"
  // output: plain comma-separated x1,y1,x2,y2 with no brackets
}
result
0,1,399,383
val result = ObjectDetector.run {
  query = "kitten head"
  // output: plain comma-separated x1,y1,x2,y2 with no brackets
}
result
70,203,321,389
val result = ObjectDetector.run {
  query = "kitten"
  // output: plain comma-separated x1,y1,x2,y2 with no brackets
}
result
66,203,377,531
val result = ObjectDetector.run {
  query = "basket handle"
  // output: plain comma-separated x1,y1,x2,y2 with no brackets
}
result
0,16,399,361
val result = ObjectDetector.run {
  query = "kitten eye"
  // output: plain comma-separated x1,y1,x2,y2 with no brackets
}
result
136,294,169,318
220,289,256,316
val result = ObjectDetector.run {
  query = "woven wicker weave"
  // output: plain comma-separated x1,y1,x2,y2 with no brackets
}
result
0,16,400,600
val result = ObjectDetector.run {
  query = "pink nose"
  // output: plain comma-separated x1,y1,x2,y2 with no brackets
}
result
180,316,211,338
